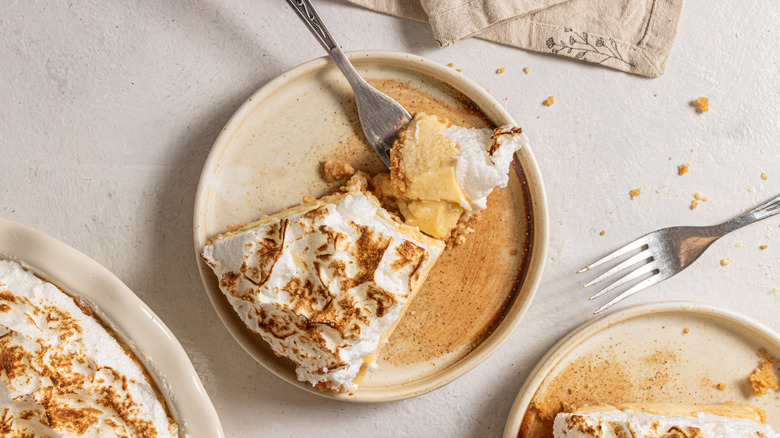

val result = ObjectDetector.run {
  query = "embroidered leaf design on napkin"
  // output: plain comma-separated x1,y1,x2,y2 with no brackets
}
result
546,29,633,67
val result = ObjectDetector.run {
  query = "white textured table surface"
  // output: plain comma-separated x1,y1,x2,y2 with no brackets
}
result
1,1,778,437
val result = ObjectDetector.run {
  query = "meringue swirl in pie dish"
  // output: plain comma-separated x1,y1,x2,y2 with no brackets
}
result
200,116,527,393
0,259,179,437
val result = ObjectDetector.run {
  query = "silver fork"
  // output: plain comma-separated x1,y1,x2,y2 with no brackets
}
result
285,0,411,168
580,193,780,314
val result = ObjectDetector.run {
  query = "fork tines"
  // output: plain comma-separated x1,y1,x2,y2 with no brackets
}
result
578,236,662,314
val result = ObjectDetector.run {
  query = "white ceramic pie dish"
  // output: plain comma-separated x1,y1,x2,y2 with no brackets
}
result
193,50,548,401
0,217,224,437
504,301,780,437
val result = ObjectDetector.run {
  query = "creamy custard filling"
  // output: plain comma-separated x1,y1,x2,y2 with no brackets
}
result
390,114,468,207
396,198,464,239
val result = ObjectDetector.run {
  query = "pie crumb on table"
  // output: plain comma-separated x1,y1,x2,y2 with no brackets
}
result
693,97,709,113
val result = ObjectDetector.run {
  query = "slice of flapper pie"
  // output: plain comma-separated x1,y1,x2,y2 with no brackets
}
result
201,175,444,393
553,403,780,438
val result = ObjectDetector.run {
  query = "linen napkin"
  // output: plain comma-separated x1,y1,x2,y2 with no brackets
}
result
345,0,685,77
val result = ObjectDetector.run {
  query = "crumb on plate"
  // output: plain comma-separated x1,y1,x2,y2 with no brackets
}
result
678,163,690,175
760,244,768,250
693,97,709,113
716,382,727,390
690,200,699,210
322,160,355,183
456,68,462,72
749,358,779,396
543,96,554,106
446,212,481,248
523,67,530,74
496,67,505,74
720,258,733,266
447,62,454,68
683,328,690,334
629,188,641,198
761,172,768,180
599,230,606,236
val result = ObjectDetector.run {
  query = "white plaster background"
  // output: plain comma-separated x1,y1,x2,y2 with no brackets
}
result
0,1,778,437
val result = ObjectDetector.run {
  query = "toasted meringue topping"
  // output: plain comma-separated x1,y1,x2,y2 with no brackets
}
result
554,406,779,438
449,123,527,211
0,259,178,438
201,192,443,392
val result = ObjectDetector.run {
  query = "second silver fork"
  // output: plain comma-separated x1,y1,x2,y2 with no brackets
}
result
580,193,780,314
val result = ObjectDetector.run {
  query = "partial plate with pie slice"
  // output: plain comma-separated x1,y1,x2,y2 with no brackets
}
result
504,301,780,437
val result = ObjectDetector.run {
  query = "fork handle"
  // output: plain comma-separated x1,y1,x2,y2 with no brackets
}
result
285,0,370,93
717,193,780,234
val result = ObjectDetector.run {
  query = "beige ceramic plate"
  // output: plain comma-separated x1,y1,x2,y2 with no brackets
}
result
503,301,780,438
0,218,224,437
193,51,548,401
